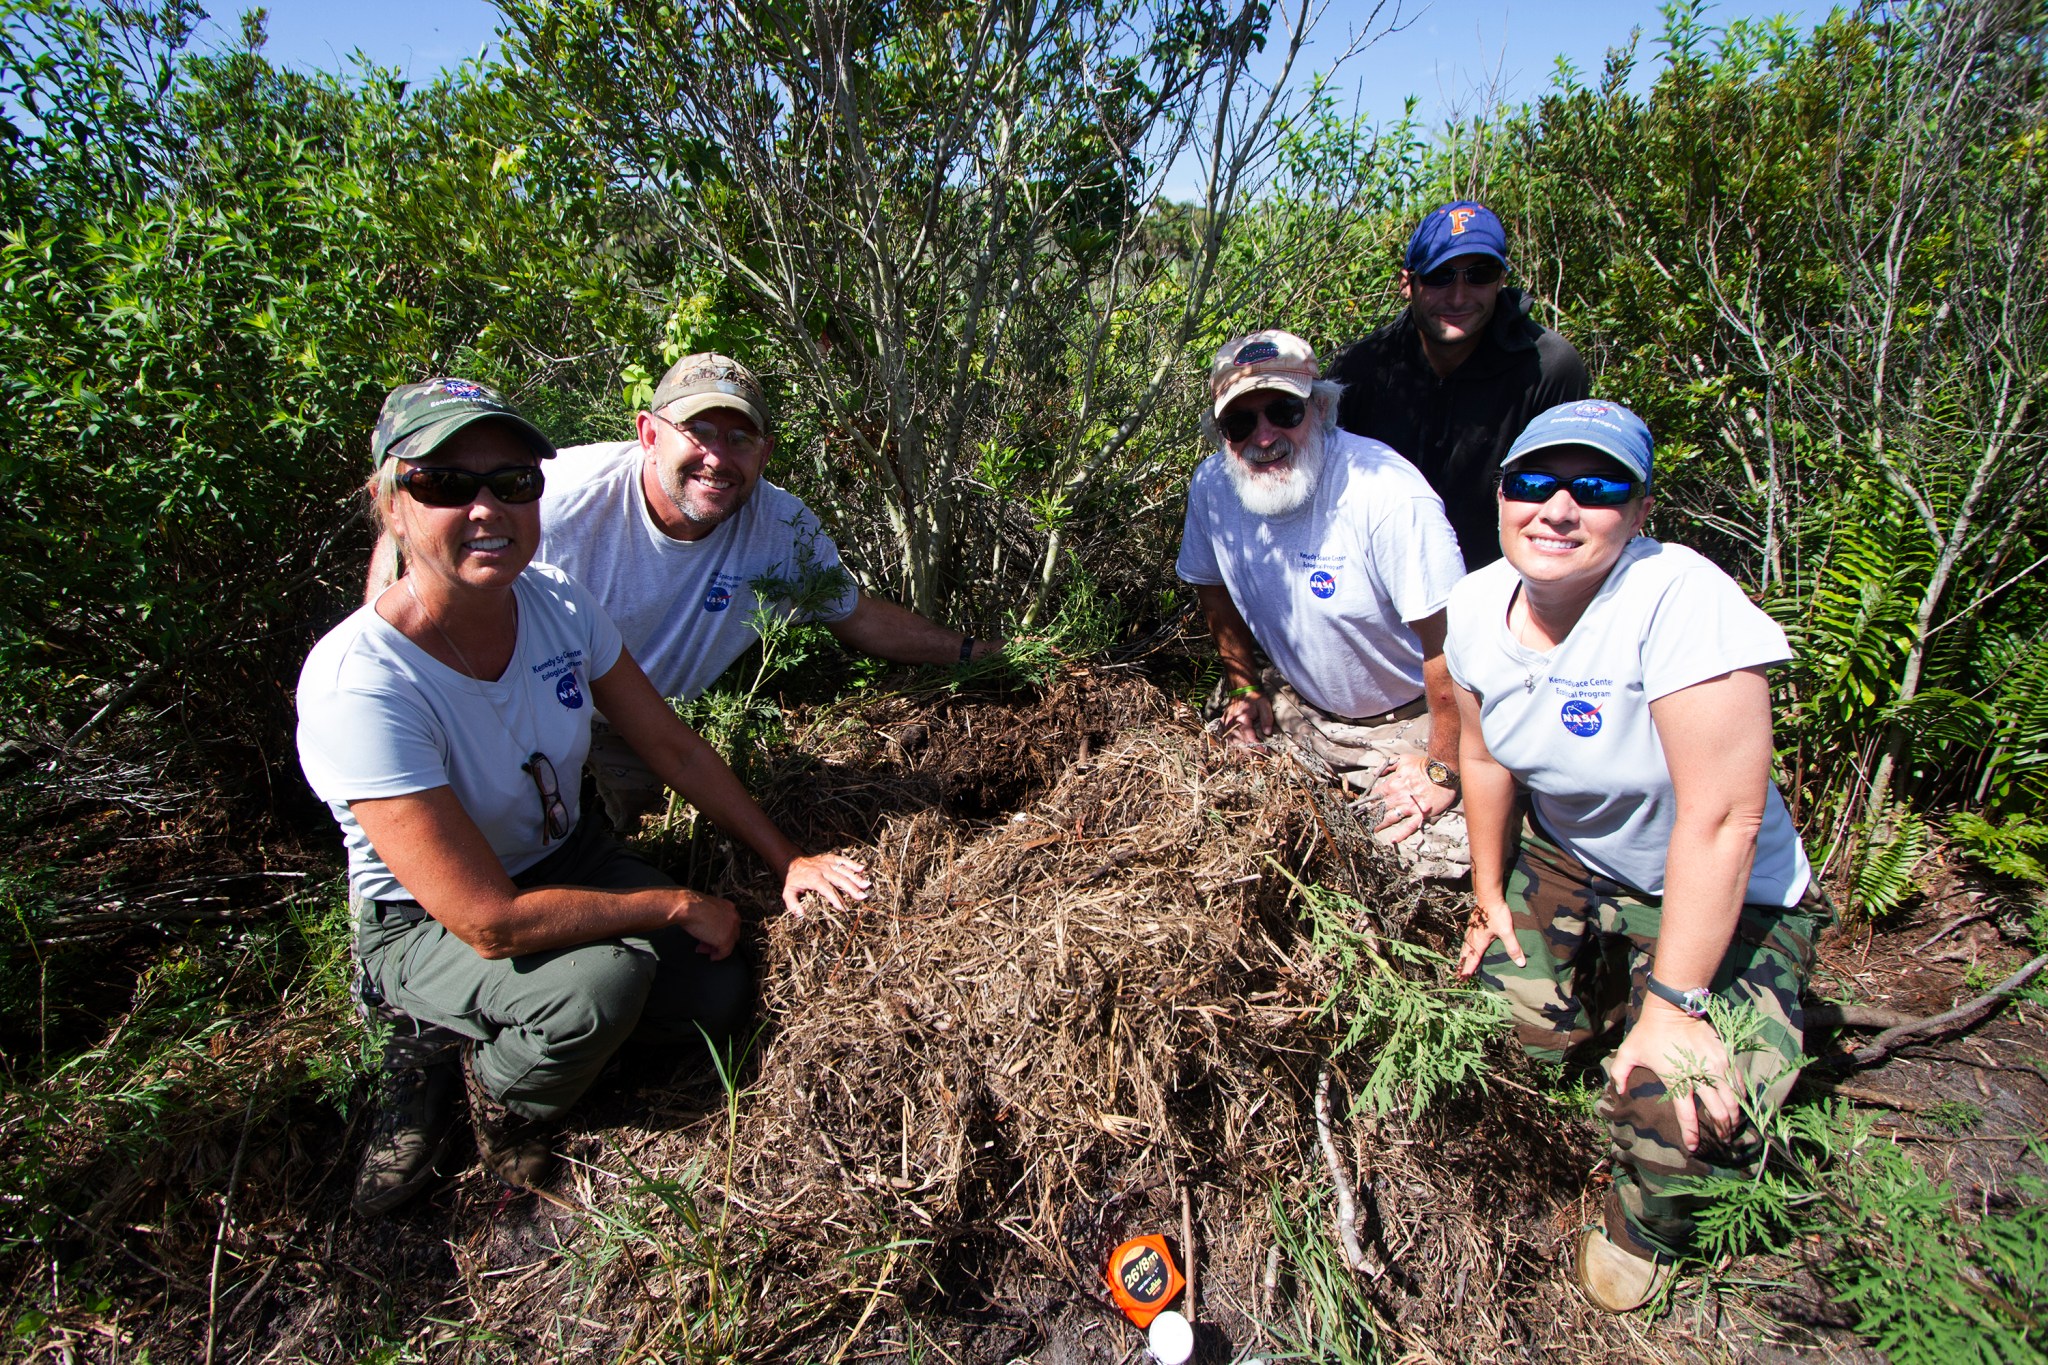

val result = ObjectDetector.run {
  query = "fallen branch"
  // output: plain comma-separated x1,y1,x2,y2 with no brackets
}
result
1841,953,2048,1068
1916,910,1991,953
1814,1081,1935,1113
1807,1001,1921,1032
1314,1066,1380,1280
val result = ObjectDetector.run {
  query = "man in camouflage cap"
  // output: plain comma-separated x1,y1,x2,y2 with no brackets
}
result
539,353,997,828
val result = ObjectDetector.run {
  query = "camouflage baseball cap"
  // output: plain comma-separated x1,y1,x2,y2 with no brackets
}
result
648,353,769,432
370,378,555,468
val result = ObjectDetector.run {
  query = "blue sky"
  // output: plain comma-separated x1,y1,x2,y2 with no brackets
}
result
207,0,1812,128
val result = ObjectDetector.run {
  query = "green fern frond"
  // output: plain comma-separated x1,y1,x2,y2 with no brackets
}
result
1853,808,1927,915
1947,811,2048,887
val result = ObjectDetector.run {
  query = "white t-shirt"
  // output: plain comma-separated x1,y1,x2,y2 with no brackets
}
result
538,441,858,700
1175,429,1467,718
296,564,625,903
1444,538,1812,905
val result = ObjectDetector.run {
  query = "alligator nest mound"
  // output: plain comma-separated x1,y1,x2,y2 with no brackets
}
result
498,667,1636,1363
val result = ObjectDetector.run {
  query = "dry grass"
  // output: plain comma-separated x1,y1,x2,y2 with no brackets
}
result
1,667,1908,1362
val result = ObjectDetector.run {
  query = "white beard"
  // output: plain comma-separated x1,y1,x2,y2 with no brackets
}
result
1223,421,1325,518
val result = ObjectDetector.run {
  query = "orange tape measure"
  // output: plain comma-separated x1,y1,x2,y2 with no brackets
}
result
1105,1233,1186,1329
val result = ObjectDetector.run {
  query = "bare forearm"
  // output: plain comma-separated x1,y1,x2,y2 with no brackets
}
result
458,885,695,959
1456,685,1516,904
1195,584,1261,689
1463,755,1519,905
1421,653,1460,767
1650,812,1760,990
827,594,992,665
653,740,802,876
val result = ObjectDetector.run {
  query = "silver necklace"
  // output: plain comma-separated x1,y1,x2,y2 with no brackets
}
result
403,575,563,838
404,576,539,748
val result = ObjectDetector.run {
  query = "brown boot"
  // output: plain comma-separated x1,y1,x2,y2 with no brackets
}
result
351,1012,463,1216
1575,1223,1670,1312
463,1045,558,1191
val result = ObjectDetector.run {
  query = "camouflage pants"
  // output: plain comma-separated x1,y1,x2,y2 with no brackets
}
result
1209,667,1470,881
1474,827,1830,1259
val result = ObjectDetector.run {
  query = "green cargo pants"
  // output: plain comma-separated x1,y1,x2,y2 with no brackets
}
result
354,813,752,1122
1474,826,1829,1259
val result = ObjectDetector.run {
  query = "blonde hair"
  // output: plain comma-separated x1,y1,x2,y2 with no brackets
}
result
362,459,405,605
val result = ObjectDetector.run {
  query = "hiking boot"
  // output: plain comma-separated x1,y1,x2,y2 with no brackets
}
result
352,1021,463,1216
1574,1223,1671,1312
463,1045,558,1191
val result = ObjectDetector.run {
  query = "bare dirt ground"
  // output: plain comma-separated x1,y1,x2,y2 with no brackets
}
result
5,665,2043,1363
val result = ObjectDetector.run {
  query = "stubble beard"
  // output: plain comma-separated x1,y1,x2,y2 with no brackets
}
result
658,462,745,530
1224,420,1325,518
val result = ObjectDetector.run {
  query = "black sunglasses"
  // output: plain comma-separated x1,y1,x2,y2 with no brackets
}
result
522,752,571,841
1219,394,1308,443
398,464,546,508
1500,468,1639,508
1413,260,1505,289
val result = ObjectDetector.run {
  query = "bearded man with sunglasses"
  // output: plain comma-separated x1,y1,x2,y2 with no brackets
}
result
1326,200,1589,571
536,353,996,829
1176,330,1470,879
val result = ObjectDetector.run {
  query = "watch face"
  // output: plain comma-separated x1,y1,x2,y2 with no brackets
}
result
1426,760,1455,785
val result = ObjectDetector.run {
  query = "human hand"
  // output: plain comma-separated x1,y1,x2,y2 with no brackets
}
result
1222,692,1275,747
1455,895,1524,977
672,889,741,960
1611,1002,1740,1153
782,853,871,915
1370,752,1458,842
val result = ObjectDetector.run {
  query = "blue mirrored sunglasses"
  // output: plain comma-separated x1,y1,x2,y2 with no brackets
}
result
1500,469,1638,507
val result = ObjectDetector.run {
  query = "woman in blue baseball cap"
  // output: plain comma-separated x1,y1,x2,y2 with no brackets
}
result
1442,400,1827,1310
296,379,869,1216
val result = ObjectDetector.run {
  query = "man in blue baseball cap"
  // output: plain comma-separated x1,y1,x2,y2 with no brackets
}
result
1326,200,1590,571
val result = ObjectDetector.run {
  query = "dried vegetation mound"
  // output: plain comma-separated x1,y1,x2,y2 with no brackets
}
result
528,668,1632,1361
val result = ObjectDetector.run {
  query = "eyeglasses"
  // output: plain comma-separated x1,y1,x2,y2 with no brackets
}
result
1219,394,1308,443
1500,469,1639,507
651,410,766,458
398,464,546,508
1413,260,1505,289
522,752,571,841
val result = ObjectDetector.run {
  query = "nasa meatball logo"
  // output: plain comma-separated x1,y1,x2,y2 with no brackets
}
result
703,585,732,613
1309,570,1337,599
555,673,584,709
1560,699,1604,737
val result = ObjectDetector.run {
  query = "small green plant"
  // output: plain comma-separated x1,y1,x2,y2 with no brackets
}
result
569,1026,923,1357
1921,1100,1983,1134
1294,876,1509,1120
1948,811,2048,888
1684,1102,2048,1363
1260,1183,1378,1365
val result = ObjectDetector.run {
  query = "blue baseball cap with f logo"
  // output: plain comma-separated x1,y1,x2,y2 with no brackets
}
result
1404,201,1509,275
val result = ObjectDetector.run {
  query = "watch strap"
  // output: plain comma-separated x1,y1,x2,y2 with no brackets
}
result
1645,974,1711,1019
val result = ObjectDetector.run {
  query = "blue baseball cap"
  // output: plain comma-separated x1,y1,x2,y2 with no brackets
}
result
1404,201,1509,275
1503,400,1655,488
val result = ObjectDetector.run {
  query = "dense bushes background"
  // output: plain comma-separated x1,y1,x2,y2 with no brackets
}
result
2,0,2043,897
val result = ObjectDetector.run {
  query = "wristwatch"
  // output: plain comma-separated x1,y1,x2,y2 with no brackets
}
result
1424,759,1460,792
1646,974,1712,1019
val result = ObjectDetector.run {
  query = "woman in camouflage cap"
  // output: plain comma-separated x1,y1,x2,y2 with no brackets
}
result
296,378,869,1215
